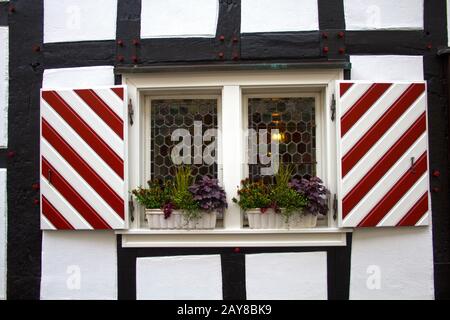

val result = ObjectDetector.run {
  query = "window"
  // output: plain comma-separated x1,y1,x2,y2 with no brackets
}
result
143,94,224,227
242,91,328,228
147,97,219,181
122,70,348,247
245,95,318,183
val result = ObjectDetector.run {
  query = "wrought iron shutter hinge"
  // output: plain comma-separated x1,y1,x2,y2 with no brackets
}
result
332,194,338,221
331,94,336,121
129,196,135,222
128,99,134,126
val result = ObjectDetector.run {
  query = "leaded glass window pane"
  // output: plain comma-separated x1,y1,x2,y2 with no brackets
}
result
151,99,218,181
248,97,316,183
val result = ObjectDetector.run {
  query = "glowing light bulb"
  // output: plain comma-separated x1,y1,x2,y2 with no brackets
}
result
271,132,284,142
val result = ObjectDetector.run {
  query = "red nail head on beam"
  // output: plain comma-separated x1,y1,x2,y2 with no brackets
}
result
339,47,346,54
132,56,138,63
232,36,238,43
338,31,345,38
433,187,440,193
117,39,124,46
8,5,15,14
427,43,432,50
117,55,124,62
233,53,239,61
233,247,240,253
32,183,40,191
218,52,224,59
323,46,329,54
322,32,328,39
34,199,40,205
33,45,41,52
7,151,15,158
219,35,225,41
433,170,441,177
132,39,140,46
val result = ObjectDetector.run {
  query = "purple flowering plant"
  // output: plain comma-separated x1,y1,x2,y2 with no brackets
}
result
290,176,329,215
132,167,228,220
189,176,228,214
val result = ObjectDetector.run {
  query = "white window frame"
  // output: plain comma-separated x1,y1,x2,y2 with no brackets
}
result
143,94,223,227
120,69,352,247
242,91,331,227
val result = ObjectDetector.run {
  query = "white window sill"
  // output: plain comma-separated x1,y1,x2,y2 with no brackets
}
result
117,227,353,248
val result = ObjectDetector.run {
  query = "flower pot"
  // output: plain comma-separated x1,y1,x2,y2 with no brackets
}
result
246,208,317,229
145,209,217,229
285,211,318,228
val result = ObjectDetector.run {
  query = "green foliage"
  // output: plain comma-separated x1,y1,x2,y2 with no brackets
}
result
270,186,308,219
173,166,193,195
271,163,307,218
233,163,308,219
172,166,200,220
274,163,294,188
133,166,230,222
232,179,271,211
131,180,172,209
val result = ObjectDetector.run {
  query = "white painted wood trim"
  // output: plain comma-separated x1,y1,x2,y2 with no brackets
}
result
122,69,346,244
120,229,349,247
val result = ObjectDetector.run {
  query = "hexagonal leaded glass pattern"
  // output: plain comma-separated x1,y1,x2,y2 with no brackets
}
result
151,99,218,181
248,97,316,183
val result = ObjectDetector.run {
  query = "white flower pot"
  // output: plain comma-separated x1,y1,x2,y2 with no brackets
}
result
145,209,217,229
246,208,317,229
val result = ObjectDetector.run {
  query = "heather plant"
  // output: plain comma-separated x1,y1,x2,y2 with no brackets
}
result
189,176,227,213
290,176,329,215
270,187,307,216
132,179,171,209
232,179,271,211
233,164,310,218
134,167,229,223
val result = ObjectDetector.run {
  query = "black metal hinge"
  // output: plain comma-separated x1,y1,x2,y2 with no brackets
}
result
128,99,134,126
129,196,135,222
331,94,336,121
332,194,338,220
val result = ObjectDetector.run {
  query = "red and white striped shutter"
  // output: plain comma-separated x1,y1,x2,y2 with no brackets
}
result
336,81,431,228
40,86,128,230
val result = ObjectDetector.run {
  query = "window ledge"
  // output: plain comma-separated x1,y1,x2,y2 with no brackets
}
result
118,228,352,248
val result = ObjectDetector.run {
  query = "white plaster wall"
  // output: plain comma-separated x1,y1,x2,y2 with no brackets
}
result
41,65,117,300
349,55,434,300
350,55,424,81
344,0,423,30
241,0,319,33
136,255,223,300
350,228,434,299
43,0,117,43
42,66,115,88
0,27,8,148
140,0,219,38
245,252,327,300
0,169,6,300
40,231,117,300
